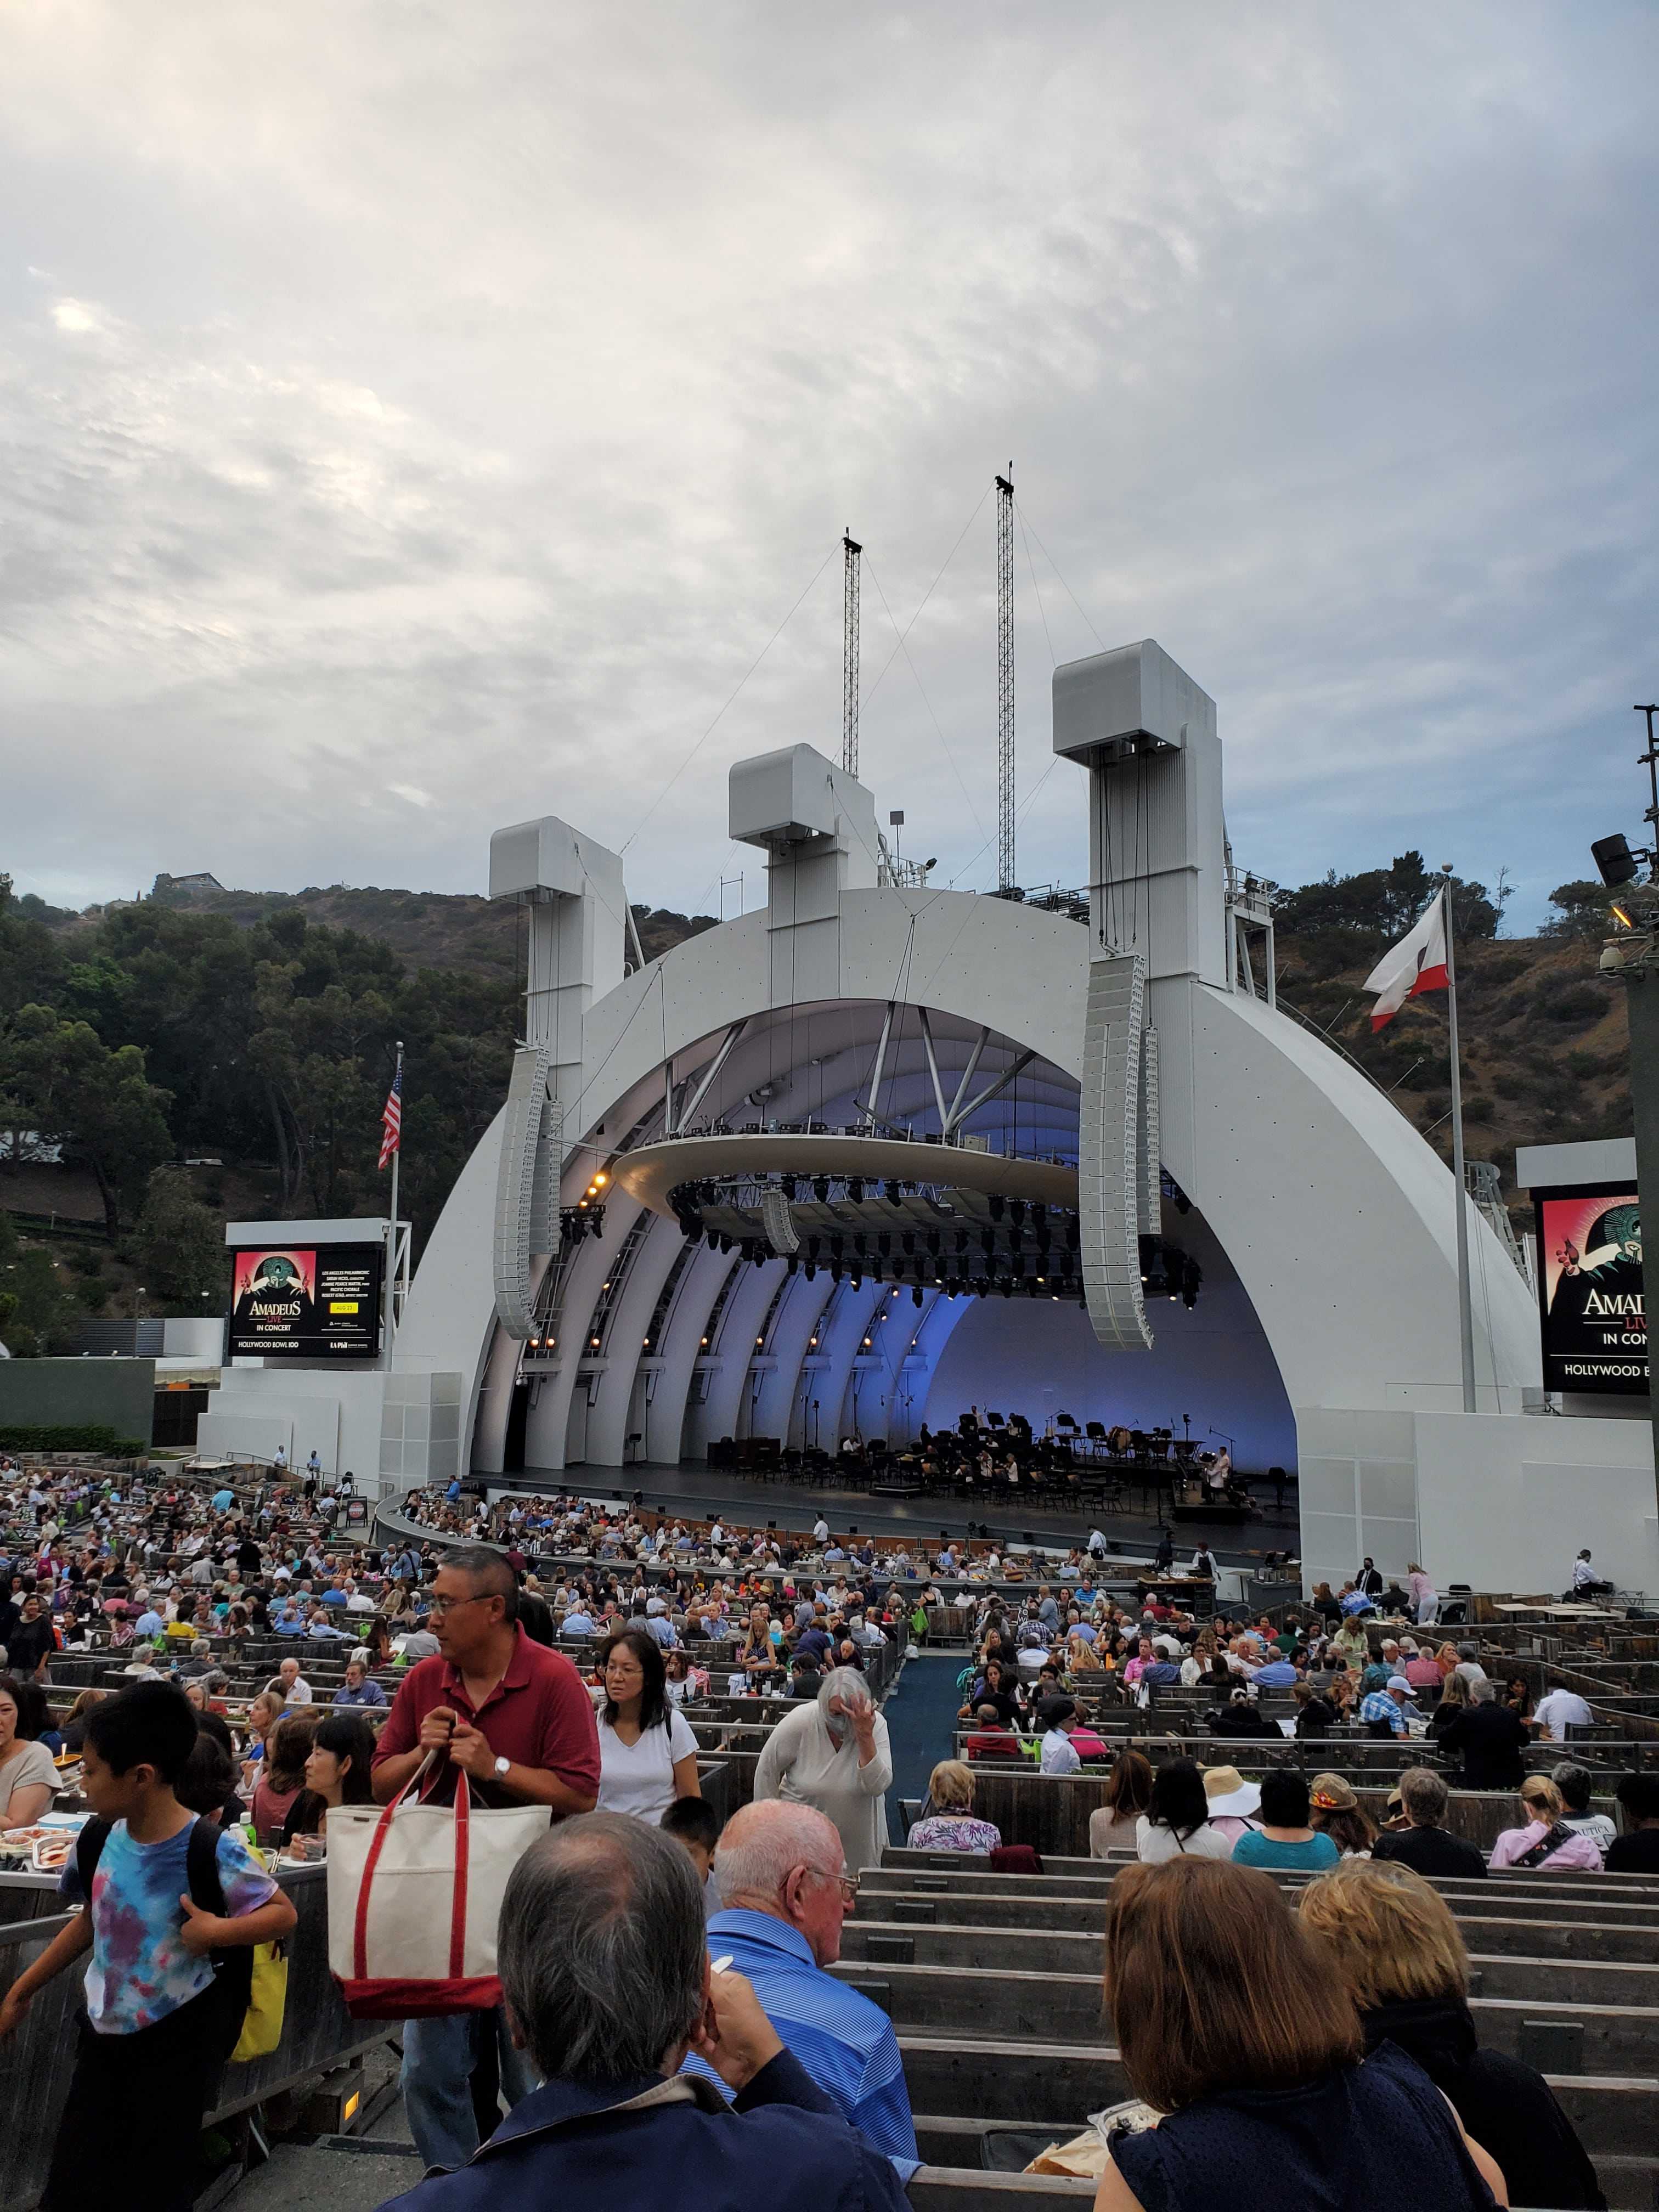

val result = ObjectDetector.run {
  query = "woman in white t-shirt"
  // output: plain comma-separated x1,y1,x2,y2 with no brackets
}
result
595,1627,701,1825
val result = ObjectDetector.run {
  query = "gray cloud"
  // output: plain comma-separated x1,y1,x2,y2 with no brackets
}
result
1,1,1654,925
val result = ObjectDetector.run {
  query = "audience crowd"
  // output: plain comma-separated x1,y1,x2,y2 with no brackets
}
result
1,1449,1653,2212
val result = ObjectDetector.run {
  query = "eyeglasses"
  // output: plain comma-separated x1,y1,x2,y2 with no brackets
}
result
426,1593,492,1617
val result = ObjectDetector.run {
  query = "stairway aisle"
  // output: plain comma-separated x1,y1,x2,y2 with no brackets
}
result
881,1653,969,1842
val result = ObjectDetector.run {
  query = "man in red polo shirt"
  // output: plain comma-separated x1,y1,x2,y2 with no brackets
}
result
373,1545,600,2170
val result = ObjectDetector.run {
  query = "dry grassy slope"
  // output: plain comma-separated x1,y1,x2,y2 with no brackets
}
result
1273,932,1628,1210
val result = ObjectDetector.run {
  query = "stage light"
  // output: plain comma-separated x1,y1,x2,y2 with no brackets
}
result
782,1176,798,1200
902,1231,915,1255
854,1232,867,1256
999,1280,1012,1299
831,1261,843,1281
830,1234,844,1257
848,1177,865,1204
989,1195,1005,1220
955,1229,969,1254
1593,832,1641,887
706,1229,720,1251
804,1263,816,1280
813,1176,831,1203
885,1178,903,1205
594,1171,608,1187
927,1231,940,1255
863,1335,872,1347
878,1232,891,1256
1009,1199,1025,1228
912,1286,923,1307
809,1334,819,1347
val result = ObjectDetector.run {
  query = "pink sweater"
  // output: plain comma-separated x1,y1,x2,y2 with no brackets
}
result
1488,1820,1603,1871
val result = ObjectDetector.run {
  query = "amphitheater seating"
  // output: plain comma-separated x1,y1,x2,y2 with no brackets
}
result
845,1851,1659,2207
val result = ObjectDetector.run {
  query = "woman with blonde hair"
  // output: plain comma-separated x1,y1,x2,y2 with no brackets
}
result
906,1760,1002,1852
1094,1858,1506,2210
1489,1775,1604,1870
1298,1858,1601,2209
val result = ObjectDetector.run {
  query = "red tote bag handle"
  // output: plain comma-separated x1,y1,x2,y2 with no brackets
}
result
352,1749,473,1983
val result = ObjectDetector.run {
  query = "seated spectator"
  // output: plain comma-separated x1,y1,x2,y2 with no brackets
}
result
659,1793,723,1917
1037,1695,1081,1775
906,1761,1002,1853
1606,1771,1659,1872
60,1686,109,1755
1532,1684,1594,1743
1291,1678,1339,1739
1439,1680,1530,1792
1308,1773,1376,1859
1489,1776,1604,1871
379,1813,911,2212
0,1674,59,1827
1371,1768,1488,1880
332,1656,387,1707
1359,1675,1417,1740
703,1799,919,2171
1403,1641,1445,1691
1136,1757,1233,1864
964,1702,1022,1761
1429,1671,1471,1742
1231,1769,1340,1872
1207,1686,1280,1740
1299,1859,1603,2210
1551,1762,1616,1857
249,1710,318,1841
1090,1748,1154,1857
281,1711,377,1846
1096,1859,1506,2212
1200,1765,1262,1849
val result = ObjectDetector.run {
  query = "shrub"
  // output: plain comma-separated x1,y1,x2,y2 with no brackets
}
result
0,1424,148,1454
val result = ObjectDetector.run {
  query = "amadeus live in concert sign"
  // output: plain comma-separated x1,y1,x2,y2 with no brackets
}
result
1533,1187,1646,1396
228,1244,383,1360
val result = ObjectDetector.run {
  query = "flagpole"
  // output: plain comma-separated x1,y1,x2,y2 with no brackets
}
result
1440,875,1478,1414
384,1040,403,1371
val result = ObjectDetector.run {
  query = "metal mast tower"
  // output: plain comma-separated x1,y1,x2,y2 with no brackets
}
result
842,531,862,778
995,470,1015,894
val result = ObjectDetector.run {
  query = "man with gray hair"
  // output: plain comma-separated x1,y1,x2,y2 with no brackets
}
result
1372,1767,1487,1879
379,1814,910,2212
751,1666,893,1872
692,1799,918,2175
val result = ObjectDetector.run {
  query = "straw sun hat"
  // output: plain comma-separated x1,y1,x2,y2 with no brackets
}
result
1201,1765,1262,1819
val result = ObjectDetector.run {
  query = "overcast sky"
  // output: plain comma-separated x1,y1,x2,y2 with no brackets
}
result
3,2,1654,930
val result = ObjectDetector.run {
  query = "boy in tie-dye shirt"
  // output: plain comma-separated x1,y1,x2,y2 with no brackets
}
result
0,1683,296,2211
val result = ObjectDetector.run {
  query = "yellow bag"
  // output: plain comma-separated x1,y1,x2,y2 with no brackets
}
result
230,1939,289,2062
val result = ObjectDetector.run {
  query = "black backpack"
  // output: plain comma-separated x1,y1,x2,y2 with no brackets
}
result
75,1816,256,2036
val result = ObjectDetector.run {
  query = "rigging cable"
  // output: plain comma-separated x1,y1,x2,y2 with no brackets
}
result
620,542,838,854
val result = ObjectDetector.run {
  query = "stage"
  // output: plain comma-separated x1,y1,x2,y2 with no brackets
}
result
500,1457,1299,1571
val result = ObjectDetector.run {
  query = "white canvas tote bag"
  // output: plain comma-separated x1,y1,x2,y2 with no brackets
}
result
326,1753,549,2017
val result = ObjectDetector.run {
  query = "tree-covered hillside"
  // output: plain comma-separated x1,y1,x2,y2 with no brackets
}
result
0,855,1629,1351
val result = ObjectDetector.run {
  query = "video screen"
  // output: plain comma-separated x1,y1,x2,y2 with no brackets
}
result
1533,1187,1645,1395
228,1243,383,1360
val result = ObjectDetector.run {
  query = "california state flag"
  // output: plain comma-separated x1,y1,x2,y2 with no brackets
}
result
1363,889,1449,1031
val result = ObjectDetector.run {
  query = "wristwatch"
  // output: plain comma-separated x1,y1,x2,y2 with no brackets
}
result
493,1755,511,1781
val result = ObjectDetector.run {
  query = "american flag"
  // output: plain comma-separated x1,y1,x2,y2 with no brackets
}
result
378,1063,403,1170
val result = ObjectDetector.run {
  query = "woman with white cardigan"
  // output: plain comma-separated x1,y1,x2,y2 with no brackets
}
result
752,1665,894,1871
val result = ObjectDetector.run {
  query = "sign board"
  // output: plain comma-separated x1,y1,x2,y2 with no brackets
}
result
1533,1186,1646,1395
228,1243,383,1361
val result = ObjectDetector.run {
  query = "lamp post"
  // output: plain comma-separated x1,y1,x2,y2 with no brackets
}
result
1590,703,1659,1524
